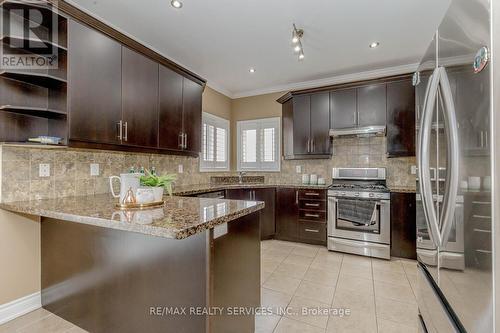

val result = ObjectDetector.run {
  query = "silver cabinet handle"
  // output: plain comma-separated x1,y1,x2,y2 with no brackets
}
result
305,192,320,196
305,213,320,218
123,121,128,142
417,67,442,247
295,190,298,204
305,203,320,207
305,228,319,233
184,133,188,149
352,112,356,125
306,139,310,153
437,67,459,249
117,120,123,140
480,131,484,148
178,132,184,148
311,139,315,152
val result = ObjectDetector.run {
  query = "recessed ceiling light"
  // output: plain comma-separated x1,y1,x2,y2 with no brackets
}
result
171,0,183,8
369,41,380,48
249,68,256,73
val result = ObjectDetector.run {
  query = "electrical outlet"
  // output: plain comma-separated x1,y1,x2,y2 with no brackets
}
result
178,164,184,174
410,165,417,175
39,163,50,177
295,165,302,173
90,163,100,176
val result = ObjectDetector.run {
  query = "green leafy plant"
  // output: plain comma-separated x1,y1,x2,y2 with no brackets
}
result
140,170,177,196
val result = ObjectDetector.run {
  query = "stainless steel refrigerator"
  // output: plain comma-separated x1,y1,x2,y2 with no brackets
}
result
415,0,495,332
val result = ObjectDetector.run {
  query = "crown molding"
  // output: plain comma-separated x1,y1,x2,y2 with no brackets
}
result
231,63,419,99
205,81,234,98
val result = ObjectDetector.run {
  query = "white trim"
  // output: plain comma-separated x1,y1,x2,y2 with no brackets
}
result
231,63,419,98
0,292,41,325
200,112,230,172
237,117,281,172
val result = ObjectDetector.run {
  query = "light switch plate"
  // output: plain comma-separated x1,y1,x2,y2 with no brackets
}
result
296,165,302,173
178,164,184,174
39,163,50,177
410,165,417,175
90,163,100,176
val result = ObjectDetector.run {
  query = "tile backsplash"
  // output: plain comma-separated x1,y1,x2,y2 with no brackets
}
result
0,136,415,202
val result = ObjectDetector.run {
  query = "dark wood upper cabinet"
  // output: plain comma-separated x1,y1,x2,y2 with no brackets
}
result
386,79,415,157
391,192,416,259
121,47,159,148
158,65,184,151
276,188,299,241
357,83,386,127
282,99,294,158
68,20,122,144
292,95,311,155
182,79,203,153
330,88,357,129
310,92,331,155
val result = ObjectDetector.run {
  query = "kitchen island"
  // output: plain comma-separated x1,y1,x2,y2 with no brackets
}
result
0,195,264,333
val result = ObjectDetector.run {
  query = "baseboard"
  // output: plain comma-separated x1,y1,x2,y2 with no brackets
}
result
0,292,41,325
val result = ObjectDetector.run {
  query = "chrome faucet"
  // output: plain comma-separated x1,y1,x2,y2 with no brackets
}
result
238,171,246,184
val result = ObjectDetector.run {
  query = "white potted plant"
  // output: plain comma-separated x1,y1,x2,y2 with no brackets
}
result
139,170,176,201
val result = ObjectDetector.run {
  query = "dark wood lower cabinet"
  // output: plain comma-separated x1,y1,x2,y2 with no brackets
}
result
225,188,275,240
390,192,417,259
276,188,327,245
276,188,299,241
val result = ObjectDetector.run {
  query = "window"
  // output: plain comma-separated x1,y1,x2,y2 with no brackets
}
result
237,117,280,171
200,112,230,171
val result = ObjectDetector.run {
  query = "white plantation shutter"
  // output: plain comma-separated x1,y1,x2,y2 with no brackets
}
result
237,117,280,171
200,113,229,171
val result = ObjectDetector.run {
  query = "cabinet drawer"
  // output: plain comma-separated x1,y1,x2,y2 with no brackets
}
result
299,210,326,222
298,221,326,242
299,200,326,211
298,189,326,201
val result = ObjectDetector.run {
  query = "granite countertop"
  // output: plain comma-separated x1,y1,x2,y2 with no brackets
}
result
173,183,329,196
0,194,264,240
389,186,417,193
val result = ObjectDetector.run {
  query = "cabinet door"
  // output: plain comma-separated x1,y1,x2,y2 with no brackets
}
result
391,192,416,259
254,188,276,240
282,99,294,158
158,66,184,150
121,47,159,148
310,92,331,154
276,188,298,241
292,95,311,155
182,78,203,153
68,20,122,144
357,83,386,127
225,189,252,200
386,80,415,157
330,89,356,129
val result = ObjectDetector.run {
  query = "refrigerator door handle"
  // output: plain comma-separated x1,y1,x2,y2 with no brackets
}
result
417,67,442,247
437,67,459,248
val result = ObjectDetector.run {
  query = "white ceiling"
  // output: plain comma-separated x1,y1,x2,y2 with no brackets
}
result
68,0,451,98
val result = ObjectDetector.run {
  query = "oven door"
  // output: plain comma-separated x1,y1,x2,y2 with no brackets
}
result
328,196,390,244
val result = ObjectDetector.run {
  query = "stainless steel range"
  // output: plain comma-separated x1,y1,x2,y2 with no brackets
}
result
327,167,391,259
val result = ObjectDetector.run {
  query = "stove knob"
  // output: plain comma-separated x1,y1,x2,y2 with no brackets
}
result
354,193,360,197
341,192,346,196
369,193,374,198
376,194,382,198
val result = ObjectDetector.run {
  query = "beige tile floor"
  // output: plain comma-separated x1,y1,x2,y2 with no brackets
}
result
0,239,418,333
258,239,419,333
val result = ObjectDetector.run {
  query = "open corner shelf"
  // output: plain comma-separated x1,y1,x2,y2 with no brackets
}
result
0,70,67,88
0,105,66,118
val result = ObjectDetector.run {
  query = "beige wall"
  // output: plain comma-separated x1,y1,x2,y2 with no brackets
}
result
202,86,232,120
229,92,285,170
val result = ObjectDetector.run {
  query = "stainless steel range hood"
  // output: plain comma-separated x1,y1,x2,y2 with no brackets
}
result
329,125,386,137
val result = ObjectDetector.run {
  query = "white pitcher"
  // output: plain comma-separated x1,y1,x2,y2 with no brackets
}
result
109,173,141,203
